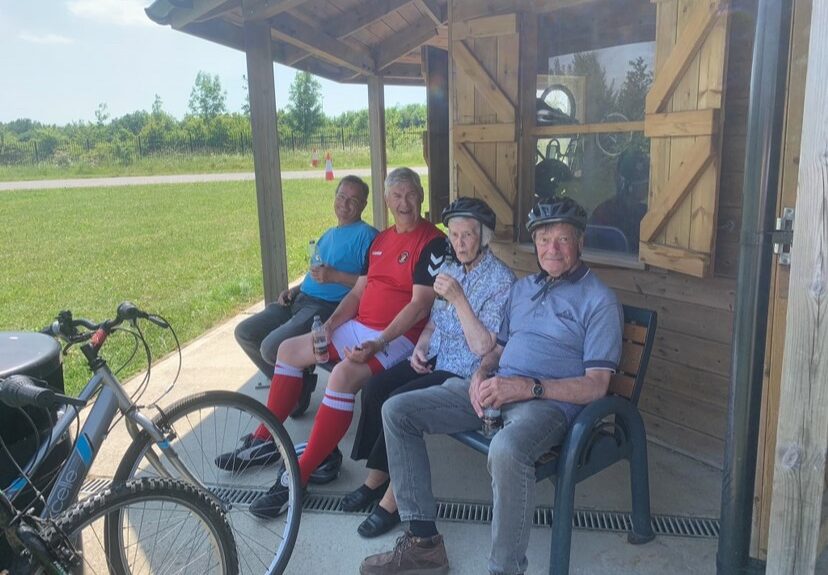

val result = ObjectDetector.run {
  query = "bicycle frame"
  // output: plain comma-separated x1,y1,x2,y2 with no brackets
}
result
4,360,206,519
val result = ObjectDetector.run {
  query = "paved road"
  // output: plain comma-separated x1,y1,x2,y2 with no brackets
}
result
0,166,428,191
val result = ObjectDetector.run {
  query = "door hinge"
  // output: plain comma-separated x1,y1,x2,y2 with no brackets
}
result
772,207,794,266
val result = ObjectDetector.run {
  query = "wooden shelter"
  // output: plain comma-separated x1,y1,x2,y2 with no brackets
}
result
145,0,827,572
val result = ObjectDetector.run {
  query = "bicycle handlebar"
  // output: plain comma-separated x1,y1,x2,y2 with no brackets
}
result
0,375,86,409
41,301,169,343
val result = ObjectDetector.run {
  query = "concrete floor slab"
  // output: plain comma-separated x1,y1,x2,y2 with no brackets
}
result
89,303,724,574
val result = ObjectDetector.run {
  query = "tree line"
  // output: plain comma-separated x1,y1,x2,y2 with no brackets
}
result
0,71,426,165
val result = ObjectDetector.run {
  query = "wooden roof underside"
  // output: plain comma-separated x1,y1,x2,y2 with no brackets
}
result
146,0,450,85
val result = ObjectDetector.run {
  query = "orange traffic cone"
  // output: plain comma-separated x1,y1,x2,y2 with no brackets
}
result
311,147,319,168
324,152,334,181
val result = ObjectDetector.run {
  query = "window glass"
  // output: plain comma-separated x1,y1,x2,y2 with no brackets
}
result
533,2,656,255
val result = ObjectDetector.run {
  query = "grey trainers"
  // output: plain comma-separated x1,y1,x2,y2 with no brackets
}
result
359,531,449,575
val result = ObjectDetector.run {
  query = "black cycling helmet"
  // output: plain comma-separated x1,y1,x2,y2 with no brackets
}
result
441,197,497,231
535,157,572,198
284,443,342,484
526,195,587,234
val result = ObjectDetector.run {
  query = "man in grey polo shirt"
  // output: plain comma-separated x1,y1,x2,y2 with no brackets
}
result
361,196,623,575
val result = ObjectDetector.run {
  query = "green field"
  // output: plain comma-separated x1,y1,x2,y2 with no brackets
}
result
0,179,374,394
0,146,425,181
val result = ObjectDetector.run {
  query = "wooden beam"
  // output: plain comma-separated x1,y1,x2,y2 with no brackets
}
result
368,76,388,230
646,0,723,114
323,0,412,40
415,0,445,25
454,123,515,143
532,120,645,137
380,63,424,80
452,13,517,40
423,45,450,224
644,109,720,138
375,16,437,70
454,143,512,224
452,41,515,121
766,0,828,569
270,13,375,74
640,137,716,242
242,0,304,21
242,13,288,304
638,243,710,278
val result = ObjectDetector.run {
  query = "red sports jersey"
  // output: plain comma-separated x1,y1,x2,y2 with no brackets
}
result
356,218,445,343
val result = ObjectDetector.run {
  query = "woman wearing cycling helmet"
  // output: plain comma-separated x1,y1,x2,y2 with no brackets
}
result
343,197,516,538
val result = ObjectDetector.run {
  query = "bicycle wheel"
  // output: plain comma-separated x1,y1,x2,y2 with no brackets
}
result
113,391,301,575
47,477,238,574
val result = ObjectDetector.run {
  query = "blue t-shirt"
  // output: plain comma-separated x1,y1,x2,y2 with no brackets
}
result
496,264,623,422
301,220,378,302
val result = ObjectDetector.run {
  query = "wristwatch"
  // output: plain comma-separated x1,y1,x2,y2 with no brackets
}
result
531,378,544,399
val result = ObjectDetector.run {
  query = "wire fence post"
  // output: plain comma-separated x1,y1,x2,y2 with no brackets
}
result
33,141,39,163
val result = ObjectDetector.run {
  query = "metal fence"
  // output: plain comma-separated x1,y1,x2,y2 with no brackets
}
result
0,127,423,166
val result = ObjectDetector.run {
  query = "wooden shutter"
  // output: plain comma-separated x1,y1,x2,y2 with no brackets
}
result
450,11,520,237
640,0,730,278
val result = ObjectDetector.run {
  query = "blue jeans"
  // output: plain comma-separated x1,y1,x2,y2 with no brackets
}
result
234,293,337,377
382,377,568,575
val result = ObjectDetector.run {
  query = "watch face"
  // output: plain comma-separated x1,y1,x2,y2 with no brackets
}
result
532,381,543,398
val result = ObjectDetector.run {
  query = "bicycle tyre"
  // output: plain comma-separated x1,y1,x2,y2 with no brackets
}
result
48,477,238,574
113,391,301,575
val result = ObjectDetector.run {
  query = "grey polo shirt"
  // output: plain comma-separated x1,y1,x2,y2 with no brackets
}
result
495,264,623,422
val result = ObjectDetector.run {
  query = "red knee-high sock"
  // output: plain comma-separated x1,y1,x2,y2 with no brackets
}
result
298,390,355,485
252,362,303,440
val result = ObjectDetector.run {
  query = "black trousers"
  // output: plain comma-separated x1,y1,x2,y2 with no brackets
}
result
350,359,456,473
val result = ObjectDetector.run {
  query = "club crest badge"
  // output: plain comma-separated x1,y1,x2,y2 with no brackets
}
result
398,251,410,264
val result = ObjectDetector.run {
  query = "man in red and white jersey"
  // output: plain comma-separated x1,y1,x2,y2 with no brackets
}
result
242,167,446,519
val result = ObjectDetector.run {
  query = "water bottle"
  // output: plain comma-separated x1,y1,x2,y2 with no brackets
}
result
311,315,329,364
481,407,503,438
434,243,454,310
308,239,323,269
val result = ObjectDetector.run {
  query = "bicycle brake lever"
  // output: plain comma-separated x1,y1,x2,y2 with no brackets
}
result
146,315,170,329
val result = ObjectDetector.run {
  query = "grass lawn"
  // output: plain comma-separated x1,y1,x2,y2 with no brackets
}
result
0,179,390,394
0,147,425,181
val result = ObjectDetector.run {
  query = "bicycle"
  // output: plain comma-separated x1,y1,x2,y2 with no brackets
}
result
0,374,239,574
1,302,302,575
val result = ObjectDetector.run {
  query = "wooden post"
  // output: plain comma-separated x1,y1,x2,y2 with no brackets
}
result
423,46,450,224
766,0,828,571
243,12,288,305
367,75,388,229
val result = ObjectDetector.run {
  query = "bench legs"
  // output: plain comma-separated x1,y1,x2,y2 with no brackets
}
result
548,440,654,574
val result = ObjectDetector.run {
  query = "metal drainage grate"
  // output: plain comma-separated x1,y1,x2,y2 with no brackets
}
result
82,479,719,539
304,493,719,539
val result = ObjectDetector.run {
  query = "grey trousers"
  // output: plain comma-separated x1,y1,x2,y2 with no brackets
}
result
383,377,569,575
234,293,337,377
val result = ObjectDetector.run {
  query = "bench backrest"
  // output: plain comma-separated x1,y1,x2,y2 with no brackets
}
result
606,305,657,406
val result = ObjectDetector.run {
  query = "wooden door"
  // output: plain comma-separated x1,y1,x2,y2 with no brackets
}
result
449,7,520,238
751,0,812,559
640,0,730,277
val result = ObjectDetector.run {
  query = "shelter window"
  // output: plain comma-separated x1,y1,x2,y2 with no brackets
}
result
530,0,656,262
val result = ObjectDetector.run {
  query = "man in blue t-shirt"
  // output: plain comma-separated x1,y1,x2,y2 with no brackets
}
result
362,196,623,575
235,175,378,416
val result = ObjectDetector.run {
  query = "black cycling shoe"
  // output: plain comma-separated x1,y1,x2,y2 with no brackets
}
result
341,480,390,512
249,471,304,520
357,506,400,538
214,434,281,471
290,370,318,419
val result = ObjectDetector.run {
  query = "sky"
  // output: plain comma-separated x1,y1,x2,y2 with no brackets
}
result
0,0,427,126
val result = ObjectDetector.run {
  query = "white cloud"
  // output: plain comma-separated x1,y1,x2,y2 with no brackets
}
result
19,31,75,45
66,0,152,27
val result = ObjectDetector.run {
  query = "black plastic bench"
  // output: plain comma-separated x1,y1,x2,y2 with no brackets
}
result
451,304,658,575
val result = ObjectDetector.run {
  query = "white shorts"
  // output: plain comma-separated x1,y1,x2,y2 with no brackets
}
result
330,319,415,374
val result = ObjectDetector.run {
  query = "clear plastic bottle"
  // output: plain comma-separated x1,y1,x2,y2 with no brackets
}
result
308,239,323,269
311,315,329,364
481,407,503,438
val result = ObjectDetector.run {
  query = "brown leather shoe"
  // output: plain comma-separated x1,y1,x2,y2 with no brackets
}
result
359,531,449,575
